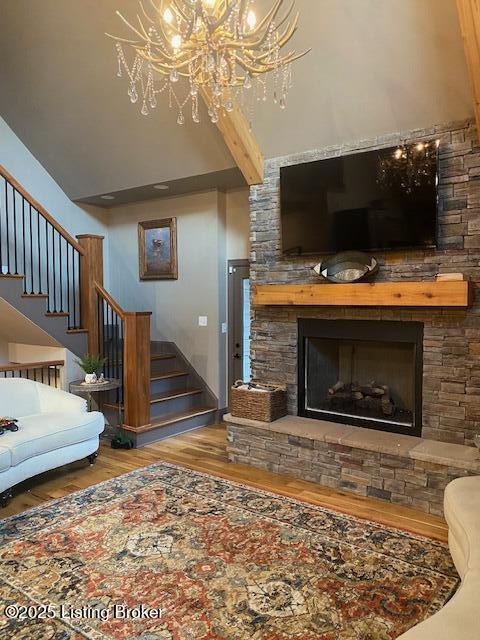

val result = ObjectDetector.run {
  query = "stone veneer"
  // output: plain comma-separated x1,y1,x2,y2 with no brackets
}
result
225,414,480,516
250,118,480,446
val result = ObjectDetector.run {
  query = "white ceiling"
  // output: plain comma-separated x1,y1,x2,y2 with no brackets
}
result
0,0,474,201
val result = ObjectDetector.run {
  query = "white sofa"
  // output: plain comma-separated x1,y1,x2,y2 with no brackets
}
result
0,378,104,506
398,476,480,638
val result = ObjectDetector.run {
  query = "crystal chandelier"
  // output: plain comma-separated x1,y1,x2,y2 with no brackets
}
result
107,0,309,126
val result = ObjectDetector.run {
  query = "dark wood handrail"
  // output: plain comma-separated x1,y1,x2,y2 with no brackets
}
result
94,281,126,319
0,360,65,373
0,163,85,256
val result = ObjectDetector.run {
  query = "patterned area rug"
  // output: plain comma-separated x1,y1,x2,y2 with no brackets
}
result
0,462,458,640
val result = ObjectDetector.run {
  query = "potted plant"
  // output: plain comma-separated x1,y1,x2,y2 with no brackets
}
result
75,354,107,384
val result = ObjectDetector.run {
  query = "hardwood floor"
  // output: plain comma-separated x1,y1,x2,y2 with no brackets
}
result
1,424,448,542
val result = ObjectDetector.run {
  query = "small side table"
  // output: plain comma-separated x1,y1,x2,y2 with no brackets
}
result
69,379,122,428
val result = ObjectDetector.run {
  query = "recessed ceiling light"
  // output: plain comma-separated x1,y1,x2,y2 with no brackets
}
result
100,195,115,200
153,184,169,190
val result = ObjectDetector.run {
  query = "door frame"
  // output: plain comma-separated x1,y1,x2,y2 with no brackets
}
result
227,259,250,399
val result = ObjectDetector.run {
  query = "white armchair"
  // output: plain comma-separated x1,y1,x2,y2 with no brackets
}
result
0,378,104,506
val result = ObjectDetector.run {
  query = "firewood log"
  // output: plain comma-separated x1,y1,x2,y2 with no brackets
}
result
328,380,345,395
381,385,395,417
358,385,385,398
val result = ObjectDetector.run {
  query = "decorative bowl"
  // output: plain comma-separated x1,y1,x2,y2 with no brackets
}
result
313,251,379,284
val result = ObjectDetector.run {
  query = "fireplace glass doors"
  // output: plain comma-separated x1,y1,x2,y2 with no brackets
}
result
298,320,423,436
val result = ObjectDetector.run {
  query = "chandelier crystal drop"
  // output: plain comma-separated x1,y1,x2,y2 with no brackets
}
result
107,0,309,126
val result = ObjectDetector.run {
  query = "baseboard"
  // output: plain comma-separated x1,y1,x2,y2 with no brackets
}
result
216,407,229,422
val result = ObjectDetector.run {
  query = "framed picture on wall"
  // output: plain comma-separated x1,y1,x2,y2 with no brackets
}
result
138,217,178,280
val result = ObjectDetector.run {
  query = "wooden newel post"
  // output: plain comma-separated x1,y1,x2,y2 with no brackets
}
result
123,312,152,430
77,234,104,355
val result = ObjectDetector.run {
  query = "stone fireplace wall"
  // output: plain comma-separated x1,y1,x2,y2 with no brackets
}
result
250,119,480,446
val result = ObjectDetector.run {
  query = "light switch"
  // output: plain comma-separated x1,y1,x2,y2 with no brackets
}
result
198,316,208,327
221,322,227,334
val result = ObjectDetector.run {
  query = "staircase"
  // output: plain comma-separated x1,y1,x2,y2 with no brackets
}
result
105,342,217,447
0,163,217,445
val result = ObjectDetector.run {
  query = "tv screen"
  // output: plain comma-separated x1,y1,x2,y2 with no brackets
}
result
280,141,439,255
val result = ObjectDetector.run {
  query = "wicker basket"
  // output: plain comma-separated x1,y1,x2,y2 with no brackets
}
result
231,383,287,422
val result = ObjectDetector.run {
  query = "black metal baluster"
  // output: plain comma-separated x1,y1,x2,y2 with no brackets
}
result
29,204,34,294
72,249,77,328
22,198,27,293
59,236,63,312
52,228,56,311
37,210,41,293
45,221,50,311
13,189,18,274
77,250,82,328
0,178,4,272
66,244,71,328
5,182,10,274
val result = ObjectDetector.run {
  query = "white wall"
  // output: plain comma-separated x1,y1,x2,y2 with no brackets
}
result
7,343,82,390
0,338,8,363
0,116,109,284
106,190,229,407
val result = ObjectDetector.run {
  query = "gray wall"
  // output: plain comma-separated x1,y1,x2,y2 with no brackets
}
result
105,190,230,407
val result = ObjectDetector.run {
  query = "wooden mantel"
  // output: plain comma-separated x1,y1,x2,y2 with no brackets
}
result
252,281,473,308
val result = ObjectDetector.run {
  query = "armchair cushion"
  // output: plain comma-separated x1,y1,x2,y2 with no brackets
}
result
4,412,104,466
37,383,87,414
0,447,11,473
0,378,42,418
0,378,87,418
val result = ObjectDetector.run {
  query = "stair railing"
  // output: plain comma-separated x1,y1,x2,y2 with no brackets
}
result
95,282,152,430
0,360,64,387
0,164,84,330
0,165,152,431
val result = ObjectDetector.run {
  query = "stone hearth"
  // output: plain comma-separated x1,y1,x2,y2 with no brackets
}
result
225,413,480,516
250,118,480,446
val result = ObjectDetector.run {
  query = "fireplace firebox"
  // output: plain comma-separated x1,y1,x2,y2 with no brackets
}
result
298,319,423,436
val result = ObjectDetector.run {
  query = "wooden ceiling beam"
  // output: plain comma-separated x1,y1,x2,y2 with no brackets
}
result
457,0,480,136
201,87,264,186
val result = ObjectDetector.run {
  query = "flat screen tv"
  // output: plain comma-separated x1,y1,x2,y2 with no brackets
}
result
280,141,439,255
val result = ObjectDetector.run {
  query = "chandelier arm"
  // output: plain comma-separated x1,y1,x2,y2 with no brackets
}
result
136,49,176,64
151,62,193,77
238,0,248,23
140,48,197,67
106,32,144,46
249,0,284,37
115,11,150,42
220,10,295,51
232,53,273,74
277,48,311,65
182,11,198,41
209,1,238,33
170,0,191,22
148,0,163,19
136,14,152,40
271,1,296,34
270,13,299,49
139,2,155,24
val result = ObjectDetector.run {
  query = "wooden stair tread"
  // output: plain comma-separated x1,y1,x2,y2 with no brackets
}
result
0,274,24,279
151,371,189,381
22,293,48,299
46,312,69,317
124,406,216,434
151,353,176,361
150,388,202,404
66,328,88,334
